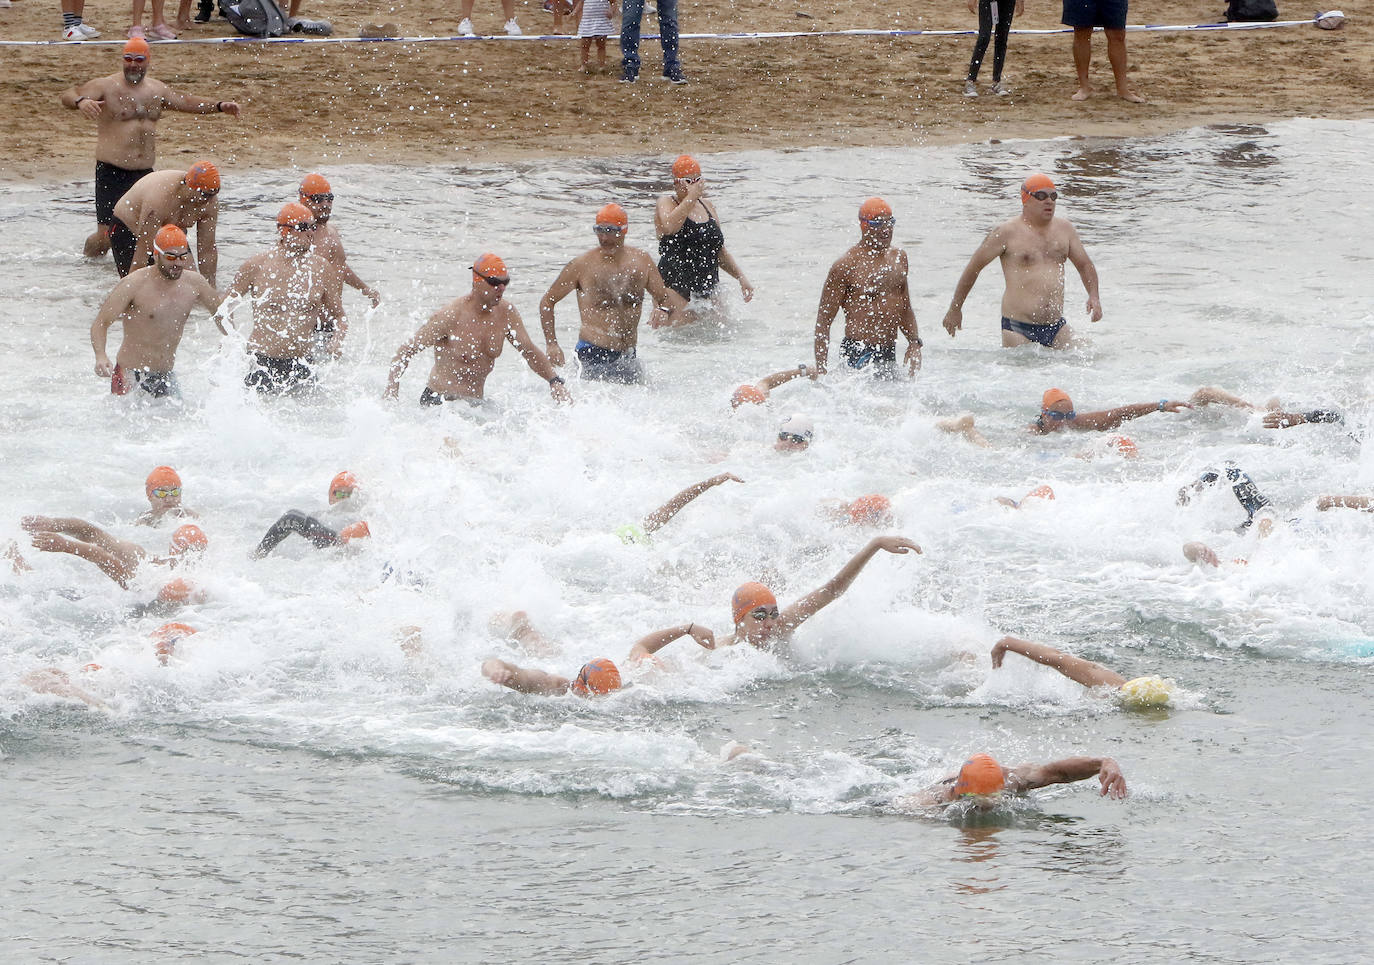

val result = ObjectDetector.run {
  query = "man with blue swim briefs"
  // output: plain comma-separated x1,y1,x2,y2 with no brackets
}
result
814,198,922,379
943,173,1104,351
539,203,689,385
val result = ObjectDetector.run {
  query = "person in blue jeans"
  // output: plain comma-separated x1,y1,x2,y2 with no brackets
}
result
620,0,685,84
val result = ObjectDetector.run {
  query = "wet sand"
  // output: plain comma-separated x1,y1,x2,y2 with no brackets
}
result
0,0,1366,176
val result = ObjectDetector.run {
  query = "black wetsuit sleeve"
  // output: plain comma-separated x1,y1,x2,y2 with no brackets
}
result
1303,409,1344,425
252,510,341,558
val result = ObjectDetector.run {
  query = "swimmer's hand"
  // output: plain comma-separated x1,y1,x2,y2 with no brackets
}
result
739,277,755,303
687,624,716,650
481,658,516,688
362,286,381,309
325,334,345,359
78,97,104,121
94,355,114,378
550,380,573,405
546,342,565,367
21,516,56,533
1182,541,1220,568
990,637,1009,668
904,340,921,376
1098,758,1127,799
1262,410,1304,429
218,101,243,119
871,535,921,555
1161,401,1192,413
941,306,962,337
710,472,745,487
1086,296,1103,322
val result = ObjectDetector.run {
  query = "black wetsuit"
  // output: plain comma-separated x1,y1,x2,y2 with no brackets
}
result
1181,464,1272,531
252,510,341,558
658,212,724,300
968,0,1016,83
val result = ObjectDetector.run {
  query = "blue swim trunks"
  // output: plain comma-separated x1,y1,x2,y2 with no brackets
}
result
1001,316,1066,347
1061,0,1128,29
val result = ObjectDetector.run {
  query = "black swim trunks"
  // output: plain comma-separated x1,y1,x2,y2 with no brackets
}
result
576,340,645,384
1061,0,1127,29
419,387,486,407
95,161,152,227
111,364,180,399
1002,316,1066,347
245,353,315,394
840,337,898,377
109,216,148,278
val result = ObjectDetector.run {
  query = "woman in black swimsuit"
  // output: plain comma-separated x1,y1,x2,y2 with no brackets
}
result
654,154,754,309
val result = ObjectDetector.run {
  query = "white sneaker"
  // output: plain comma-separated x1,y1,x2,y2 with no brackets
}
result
992,81,1010,96
963,80,978,97
62,25,86,40
78,22,102,38
504,18,521,35
458,17,475,35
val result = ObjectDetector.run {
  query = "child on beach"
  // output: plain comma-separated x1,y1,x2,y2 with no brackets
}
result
543,0,574,34
574,0,618,71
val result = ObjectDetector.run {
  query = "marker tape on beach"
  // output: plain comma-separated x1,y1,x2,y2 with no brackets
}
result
0,12,1344,46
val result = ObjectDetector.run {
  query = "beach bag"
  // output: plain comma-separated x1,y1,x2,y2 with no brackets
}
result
1225,0,1278,21
219,0,287,36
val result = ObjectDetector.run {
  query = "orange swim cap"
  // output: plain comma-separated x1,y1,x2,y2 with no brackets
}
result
472,253,508,280
81,663,102,673
1023,484,1056,501
185,160,220,194
299,172,332,198
1042,388,1072,411
859,197,893,222
595,203,629,230
123,37,151,57
1109,435,1139,458
731,582,778,625
277,201,313,232
157,577,198,604
731,384,767,408
328,471,357,503
671,155,702,180
339,521,371,544
571,658,622,696
152,622,197,642
847,494,893,526
953,753,1005,796
145,465,181,497
154,224,188,253
1021,172,1056,203
170,524,207,555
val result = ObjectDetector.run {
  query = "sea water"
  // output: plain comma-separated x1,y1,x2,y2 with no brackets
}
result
2,118,1373,962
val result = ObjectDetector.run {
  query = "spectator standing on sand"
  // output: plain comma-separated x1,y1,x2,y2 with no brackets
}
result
458,0,522,36
1062,0,1145,102
619,0,685,84
575,0,618,72
965,0,1022,97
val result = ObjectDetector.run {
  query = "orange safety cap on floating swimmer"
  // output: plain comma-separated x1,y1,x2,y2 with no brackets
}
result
339,521,371,544
152,622,197,643
154,224,188,253
847,494,893,526
1109,435,1139,458
472,253,508,280
185,160,220,193
731,384,767,409
1042,387,1072,411
123,37,151,57
1023,485,1056,502
328,471,358,503
953,753,1005,796
277,201,313,231
671,155,701,180
595,203,629,230
145,465,181,496
299,172,331,197
157,577,196,603
571,657,622,696
1021,172,1056,203
170,524,208,554
731,582,778,625
81,663,102,673
859,197,893,222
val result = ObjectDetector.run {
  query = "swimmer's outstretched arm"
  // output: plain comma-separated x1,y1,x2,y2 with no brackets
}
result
1316,495,1374,512
991,635,1127,689
780,535,921,631
21,669,111,711
1264,408,1345,430
627,623,716,662
481,658,571,696
1072,400,1191,431
25,532,131,587
757,366,811,393
1006,757,1127,799
642,473,743,535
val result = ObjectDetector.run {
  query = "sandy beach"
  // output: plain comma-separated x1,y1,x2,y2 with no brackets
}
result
0,0,1366,178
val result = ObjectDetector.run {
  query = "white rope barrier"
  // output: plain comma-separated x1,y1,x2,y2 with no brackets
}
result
0,12,1345,46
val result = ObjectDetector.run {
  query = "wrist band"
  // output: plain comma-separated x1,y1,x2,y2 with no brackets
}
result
687,623,693,635
1158,398,1167,411
548,375,565,386
216,101,225,113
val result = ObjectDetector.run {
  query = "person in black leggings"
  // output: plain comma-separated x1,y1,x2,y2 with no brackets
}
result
965,0,1021,97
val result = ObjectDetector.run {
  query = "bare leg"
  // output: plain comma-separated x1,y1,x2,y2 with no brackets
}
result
1190,386,1256,409
22,669,111,710
1071,27,1093,100
1182,541,1220,568
991,635,1128,688
935,414,990,448
459,0,475,18
596,37,607,67
502,0,516,18
481,658,571,695
176,0,193,28
85,227,111,258
1104,29,1145,102
580,37,592,69
1318,495,1374,512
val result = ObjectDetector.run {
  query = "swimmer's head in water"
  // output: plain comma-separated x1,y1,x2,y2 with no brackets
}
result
1109,435,1139,458
276,202,316,249
472,253,510,295
671,154,702,181
328,471,358,504
185,161,220,198
122,37,150,80
169,524,207,556
299,173,334,222
571,658,622,696
953,753,1005,797
339,521,371,544
1023,485,1055,502
775,414,814,451
731,384,767,409
731,582,779,629
1041,388,1075,422
846,494,893,526
1021,172,1057,206
145,465,182,501
1118,675,1176,710
157,577,200,605
151,622,197,664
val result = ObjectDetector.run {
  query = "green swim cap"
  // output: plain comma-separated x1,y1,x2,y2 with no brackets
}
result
1118,675,1176,709
614,524,647,546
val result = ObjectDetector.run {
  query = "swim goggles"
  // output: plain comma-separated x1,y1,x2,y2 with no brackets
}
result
331,488,353,501
151,486,181,498
1041,408,1076,421
862,216,896,228
1027,190,1058,201
778,432,810,444
153,245,191,262
750,606,780,620
593,225,624,234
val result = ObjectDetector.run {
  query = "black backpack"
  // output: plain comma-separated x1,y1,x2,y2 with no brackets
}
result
1225,0,1278,21
219,0,287,36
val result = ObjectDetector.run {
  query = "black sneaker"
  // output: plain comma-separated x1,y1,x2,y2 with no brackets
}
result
664,67,687,85
194,0,213,20
619,69,638,83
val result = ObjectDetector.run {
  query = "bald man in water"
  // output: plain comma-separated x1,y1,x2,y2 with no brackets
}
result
814,198,922,379
942,173,1102,350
